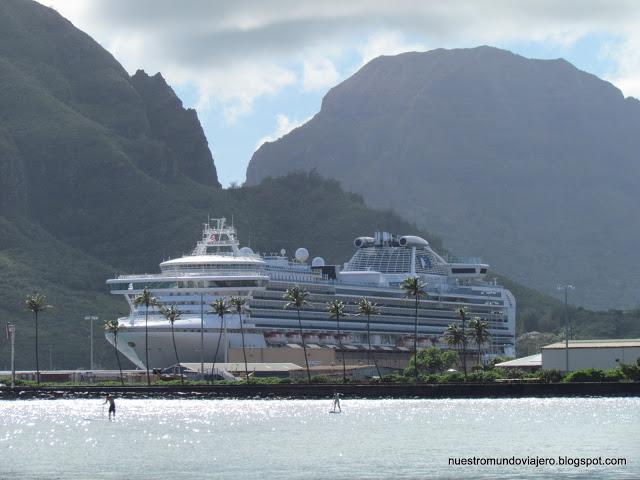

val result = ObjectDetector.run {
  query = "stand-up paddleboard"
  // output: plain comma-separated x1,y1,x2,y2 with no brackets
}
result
329,410,342,414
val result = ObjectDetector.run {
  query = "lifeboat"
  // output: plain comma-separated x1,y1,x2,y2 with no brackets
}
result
318,333,336,345
336,333,353,344
286,331,302,343
264,332,287,344
303,333,319,343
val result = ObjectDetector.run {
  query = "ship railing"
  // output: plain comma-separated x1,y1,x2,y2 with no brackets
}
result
115,271,267,279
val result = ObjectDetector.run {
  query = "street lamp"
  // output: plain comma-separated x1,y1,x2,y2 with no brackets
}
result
556,285,574,372
85,315,99,370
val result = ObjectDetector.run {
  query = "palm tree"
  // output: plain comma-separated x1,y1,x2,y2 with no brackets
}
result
283,285,312,383
24,293,51,386
160,305,183,384
229,296,249,383
456,307,469,379
444,323,465,375
468,316,491,368
401,276,426,382
210,298,230,383
357,297,381,378
132,288,158,386
327,299,348,383
104,319,125,386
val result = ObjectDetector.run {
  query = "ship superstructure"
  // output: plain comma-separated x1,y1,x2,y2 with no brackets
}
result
106,219,515,369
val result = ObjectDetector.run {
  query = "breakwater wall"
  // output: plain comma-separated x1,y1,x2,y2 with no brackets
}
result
1,382,639,400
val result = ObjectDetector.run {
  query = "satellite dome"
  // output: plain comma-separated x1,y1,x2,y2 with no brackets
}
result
295,247,309,262
280,248,286,256
239,247,254,255
311,256,325,267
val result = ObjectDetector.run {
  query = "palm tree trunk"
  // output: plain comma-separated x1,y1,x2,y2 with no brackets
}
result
211,316,224,384
414,295,419,382
171,323,183,385
114,334,124,386
145,306,150,386
238,311,249,383
461,317,467,380
337,314,346,383
297,307,311,383
367,313,381,378
35,311,40,386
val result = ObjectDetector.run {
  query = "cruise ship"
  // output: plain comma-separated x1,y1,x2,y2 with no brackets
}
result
106,218,516,369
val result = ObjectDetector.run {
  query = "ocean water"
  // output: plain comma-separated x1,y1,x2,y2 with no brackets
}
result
0,397,638,479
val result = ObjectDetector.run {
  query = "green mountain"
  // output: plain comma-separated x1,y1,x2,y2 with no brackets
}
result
247,46,640,310
1,2,638,371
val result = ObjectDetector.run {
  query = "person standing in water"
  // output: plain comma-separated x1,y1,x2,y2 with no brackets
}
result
104,394,116,421
332,392,341,412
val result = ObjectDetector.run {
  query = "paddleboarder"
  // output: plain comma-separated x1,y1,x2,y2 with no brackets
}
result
104,394,116,421
332,392,341,413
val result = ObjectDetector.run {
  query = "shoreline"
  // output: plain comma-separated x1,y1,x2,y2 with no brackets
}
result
1,382,639,400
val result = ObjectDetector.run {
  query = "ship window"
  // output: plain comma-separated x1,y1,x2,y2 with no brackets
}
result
480,268,487,274
452,268,476,274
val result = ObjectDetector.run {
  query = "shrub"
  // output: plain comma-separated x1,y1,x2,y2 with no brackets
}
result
536,369,563,383
504,368,528,379
563,368,607,382
603,369,624,382
381,373,410,383
437,372,465,383
310,375,330,384
467,370,501,383
619,359,640,381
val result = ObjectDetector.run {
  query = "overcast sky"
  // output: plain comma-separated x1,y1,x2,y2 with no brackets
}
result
41,1,640,186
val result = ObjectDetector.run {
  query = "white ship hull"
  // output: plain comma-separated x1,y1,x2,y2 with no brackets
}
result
107,316,266,369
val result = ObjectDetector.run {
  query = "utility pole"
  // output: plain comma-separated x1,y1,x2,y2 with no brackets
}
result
200,293,205,381
557,285,574,372
7,323,15,388
85,315,99,370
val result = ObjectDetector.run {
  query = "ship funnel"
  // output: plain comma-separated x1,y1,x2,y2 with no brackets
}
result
354,237,375,248
399,236,429,247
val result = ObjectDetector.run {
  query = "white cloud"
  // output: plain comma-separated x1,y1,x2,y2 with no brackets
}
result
255,114,310,150
192,63,297,122
303,58,340,91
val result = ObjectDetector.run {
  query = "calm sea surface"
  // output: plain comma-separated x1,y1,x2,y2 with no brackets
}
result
1,397,638,479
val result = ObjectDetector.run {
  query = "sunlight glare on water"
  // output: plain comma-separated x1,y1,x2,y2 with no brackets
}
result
1,398,638,479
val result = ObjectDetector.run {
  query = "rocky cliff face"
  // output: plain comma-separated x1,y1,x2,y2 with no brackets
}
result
247,46,640,309
0,0,220,222
131,70,219,187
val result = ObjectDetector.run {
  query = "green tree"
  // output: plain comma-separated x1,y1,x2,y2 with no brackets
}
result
468,316,491,368
160,305,183,384
283,285,312,383
456,307,469,379
24,293,51,385
210,298,231,383
132,288,158,386
327,299,348,383
104,319,125,386
405,346,458,376
444,323,465,378
401,276,427,382
229,296,250,383
357,297,381,378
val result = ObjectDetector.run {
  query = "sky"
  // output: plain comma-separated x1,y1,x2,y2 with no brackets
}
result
40,1,640,186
